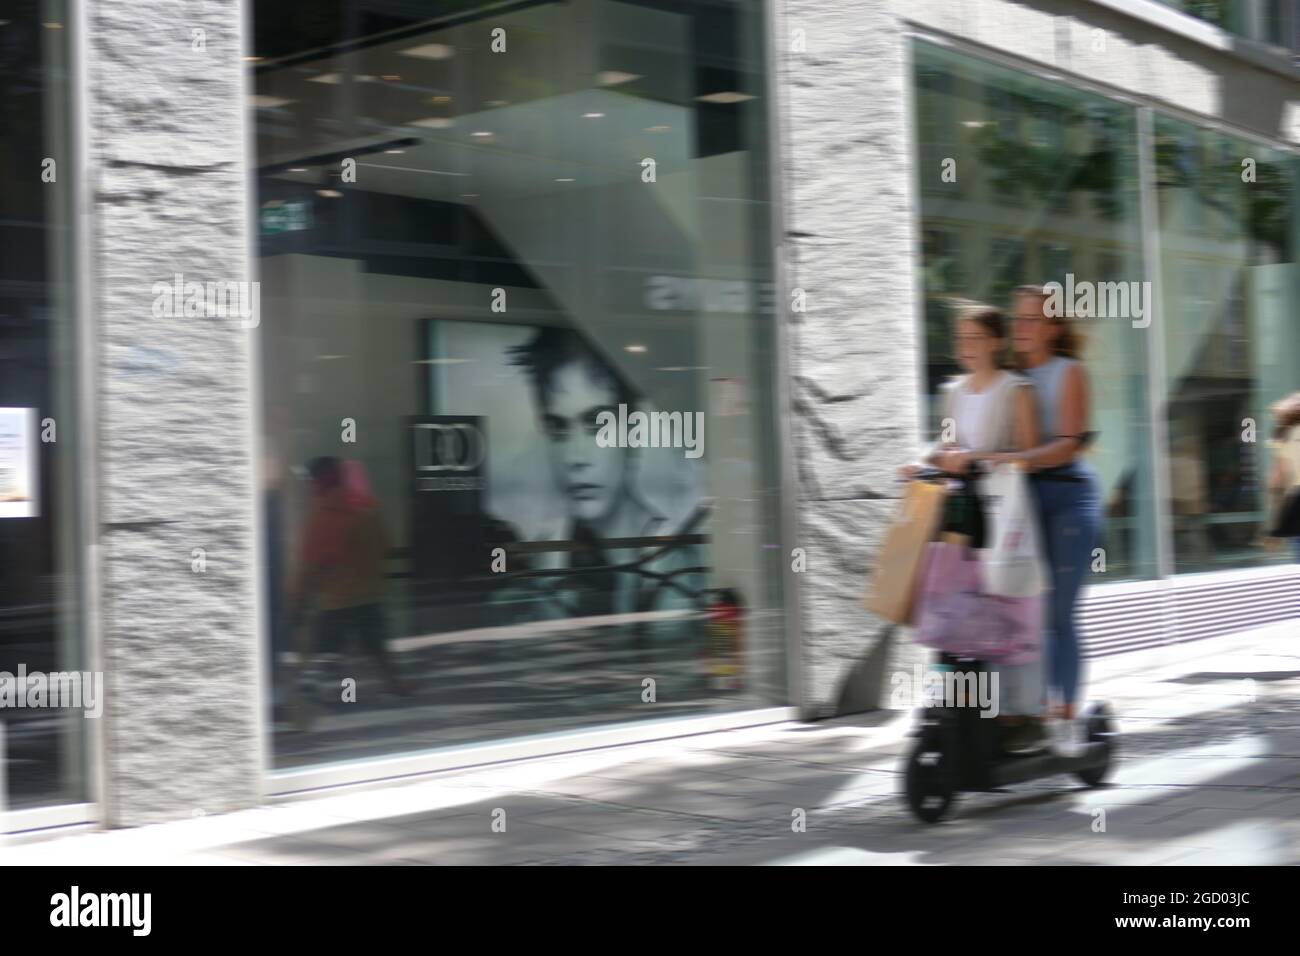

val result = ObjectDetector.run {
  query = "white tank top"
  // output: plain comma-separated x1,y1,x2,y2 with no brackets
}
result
953,389,994,452
943,371,1027,454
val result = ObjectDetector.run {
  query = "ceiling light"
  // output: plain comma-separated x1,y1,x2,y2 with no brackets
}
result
555,177,575,182
962,120,992,128
583,112,605,119
317,189,343,198
461,193,479,198
408,117,455,129
471,130,494,138
385,149,405,154
430,95,452,104
243,56,264,63
400,43,455,60
308,73,342,85
42,22,64,29
695,91,755,104
250,95,295,108
597,71,641,86
625,344,647,353
486,99,509,108
645,125,671,133
288,167,308,173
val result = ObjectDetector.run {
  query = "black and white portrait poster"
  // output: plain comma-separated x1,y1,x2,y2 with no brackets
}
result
415,320,709,629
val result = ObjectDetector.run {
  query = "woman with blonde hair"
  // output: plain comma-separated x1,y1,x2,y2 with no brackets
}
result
983,285,1102,757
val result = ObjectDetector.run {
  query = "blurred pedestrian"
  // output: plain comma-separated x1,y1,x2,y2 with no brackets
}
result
286,456,410,720
906,304,1044,752
985,285,1102,757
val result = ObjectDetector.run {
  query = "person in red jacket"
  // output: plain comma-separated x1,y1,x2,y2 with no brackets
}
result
287,457,410,716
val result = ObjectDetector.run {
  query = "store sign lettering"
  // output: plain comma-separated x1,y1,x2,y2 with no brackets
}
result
646,275,774,314
260,200,312,236
411,418,486,492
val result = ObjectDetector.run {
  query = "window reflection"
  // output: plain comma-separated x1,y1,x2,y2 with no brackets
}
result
1154,117,1300,572
913,41,1158,581
253,0,784,767
0,2,83,810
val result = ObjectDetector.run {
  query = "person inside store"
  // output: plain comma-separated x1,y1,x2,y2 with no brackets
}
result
285,456,411,726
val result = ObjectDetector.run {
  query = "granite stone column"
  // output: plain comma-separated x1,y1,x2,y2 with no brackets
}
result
773,0,927,717
84,0,261,824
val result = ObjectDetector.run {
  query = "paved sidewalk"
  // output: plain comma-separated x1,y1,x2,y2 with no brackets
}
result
8,621,1300,865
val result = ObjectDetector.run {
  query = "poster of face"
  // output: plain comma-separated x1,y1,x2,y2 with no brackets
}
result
0,408,38,519
413,320,709,628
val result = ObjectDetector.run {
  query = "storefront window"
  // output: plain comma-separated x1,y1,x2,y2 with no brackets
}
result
0,1,85,810
912,41,1159,582
252,0,784,768
1153,116,1300,573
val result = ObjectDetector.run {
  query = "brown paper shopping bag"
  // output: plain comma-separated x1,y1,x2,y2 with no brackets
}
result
864,479,949,624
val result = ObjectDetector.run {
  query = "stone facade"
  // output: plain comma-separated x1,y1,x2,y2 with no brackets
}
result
74,0,1300,817
86,0,260,824
772,0,1300,718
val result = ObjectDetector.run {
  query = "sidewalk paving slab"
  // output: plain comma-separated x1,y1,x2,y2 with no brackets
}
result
6,620,1299,865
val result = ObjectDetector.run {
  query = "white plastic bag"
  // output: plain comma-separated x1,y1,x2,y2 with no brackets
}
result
978,463,1047,598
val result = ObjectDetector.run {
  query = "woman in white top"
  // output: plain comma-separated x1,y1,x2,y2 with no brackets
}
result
906,306,1041,751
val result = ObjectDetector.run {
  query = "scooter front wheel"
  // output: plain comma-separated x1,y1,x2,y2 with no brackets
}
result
904,733,957,823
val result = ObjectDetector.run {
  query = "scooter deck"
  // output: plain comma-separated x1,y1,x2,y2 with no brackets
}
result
982,741,1109,790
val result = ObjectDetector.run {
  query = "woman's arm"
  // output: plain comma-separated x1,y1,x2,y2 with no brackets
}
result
994,363,1089,470
1011,381,1040,453
902,382,969,475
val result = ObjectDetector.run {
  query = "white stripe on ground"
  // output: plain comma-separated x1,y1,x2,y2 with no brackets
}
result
388,609,704,653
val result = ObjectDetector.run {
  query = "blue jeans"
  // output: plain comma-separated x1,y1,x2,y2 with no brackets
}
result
1031,464,1102,708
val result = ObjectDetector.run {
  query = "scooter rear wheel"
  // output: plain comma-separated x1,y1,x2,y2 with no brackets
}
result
904,734,957,823
1075,702,1117,788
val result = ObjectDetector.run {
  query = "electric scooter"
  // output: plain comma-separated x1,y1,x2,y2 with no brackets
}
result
897,463,1118,823
903,653,1117,823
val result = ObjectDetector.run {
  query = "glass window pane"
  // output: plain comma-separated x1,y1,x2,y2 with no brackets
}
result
912,41,1159,581
1153,115,1300,573
0,1,85,809
253,0,784,768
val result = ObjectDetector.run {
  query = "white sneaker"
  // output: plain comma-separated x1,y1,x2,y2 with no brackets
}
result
1047,717,1085,758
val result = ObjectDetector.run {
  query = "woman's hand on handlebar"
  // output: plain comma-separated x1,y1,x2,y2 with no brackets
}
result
934,450,975,475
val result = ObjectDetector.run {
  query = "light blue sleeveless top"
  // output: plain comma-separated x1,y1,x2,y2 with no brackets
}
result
1023,355,1073,440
